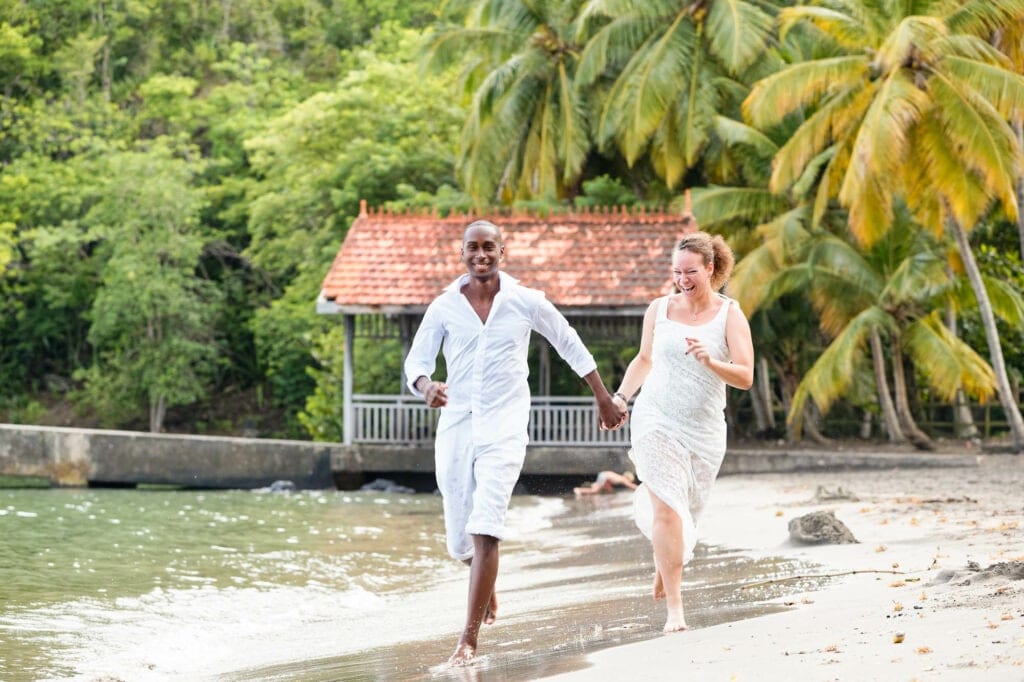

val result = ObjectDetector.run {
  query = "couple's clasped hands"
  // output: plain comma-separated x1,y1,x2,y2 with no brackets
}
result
599,394,629,431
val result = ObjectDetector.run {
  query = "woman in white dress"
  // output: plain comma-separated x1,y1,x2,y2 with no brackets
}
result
611,230,754,632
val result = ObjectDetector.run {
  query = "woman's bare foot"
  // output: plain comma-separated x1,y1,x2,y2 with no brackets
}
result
484,592,498,625
663,607,688,633
447,642,476,667
652,570,665,601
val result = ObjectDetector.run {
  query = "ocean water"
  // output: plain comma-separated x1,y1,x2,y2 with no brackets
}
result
0,486,807,681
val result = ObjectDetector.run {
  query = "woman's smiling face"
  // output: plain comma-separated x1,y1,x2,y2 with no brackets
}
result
672,248,712,297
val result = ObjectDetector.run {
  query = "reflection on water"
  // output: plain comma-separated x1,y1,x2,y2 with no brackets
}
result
0,487,816,681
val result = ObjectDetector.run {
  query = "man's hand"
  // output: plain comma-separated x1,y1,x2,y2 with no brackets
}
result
422,380,448,408
598,395,627,431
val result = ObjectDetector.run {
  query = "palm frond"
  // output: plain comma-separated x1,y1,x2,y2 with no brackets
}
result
770,84,872,193
733,210,813,314
778,5,872,49
743,55,868,130
731,242,784,313
933,35,1011,66
706,0,775,74
980,274,1024,326
713,115,779,159
941,56,1024,120
904,312,995,401
813,137,853,227
556,62,591,183
839,71,929,245
576,14,657,86
791,146,835,199
944,0,1024,39
789,306,892,422
598,18,696,161
907,112,989,234
928,69,1019,223
690,185,791,226
651,104,689,186
874,16,946,74
880,248,947,303
805,236,882,335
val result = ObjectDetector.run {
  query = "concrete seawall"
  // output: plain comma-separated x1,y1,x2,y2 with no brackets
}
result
0,424,335,489
0,424,980,490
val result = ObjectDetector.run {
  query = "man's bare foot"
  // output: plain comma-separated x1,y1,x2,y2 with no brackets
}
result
447,642,476,667
663,607,688,632
484,592,498,625
652,570,665,601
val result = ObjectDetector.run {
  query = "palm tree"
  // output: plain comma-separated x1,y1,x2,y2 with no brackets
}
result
990,14,1024,261
575,0,777,189
425,0,592,204
696,112,1018,447
743,0,1024,451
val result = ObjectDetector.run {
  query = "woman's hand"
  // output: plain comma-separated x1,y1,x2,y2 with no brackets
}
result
600,394,629,431
685,337,712,366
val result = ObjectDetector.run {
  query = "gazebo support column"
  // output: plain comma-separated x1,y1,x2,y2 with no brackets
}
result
343,314,355,445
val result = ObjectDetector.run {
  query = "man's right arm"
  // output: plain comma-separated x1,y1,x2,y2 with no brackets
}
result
404,303,445,401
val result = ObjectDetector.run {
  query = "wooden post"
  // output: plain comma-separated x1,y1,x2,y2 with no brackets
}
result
343,314,355,445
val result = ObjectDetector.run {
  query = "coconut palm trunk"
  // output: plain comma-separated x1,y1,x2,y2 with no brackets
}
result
869,328,905,443
948,217,1024,452
750,377,772,434
750,357,777,435
1016,120,1024,263
945,301,980,439
890,337,934,450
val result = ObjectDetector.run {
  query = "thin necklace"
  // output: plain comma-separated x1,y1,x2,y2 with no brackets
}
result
690,299,709,321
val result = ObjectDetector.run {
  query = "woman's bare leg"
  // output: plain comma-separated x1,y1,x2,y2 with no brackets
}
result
448,534,500,666
649,489,687,632
652,557,665,601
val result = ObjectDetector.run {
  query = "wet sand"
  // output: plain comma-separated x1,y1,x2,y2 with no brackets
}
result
227,492,818,681
544,453,1024,681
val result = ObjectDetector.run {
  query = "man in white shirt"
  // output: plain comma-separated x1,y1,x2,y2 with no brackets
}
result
405,219,626,667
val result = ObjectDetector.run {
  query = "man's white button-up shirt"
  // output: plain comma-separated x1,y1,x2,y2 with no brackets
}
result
404,272,597,444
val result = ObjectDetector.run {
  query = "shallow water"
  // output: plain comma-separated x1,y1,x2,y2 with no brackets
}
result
0,487,812,681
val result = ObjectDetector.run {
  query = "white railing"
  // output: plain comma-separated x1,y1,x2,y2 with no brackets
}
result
352,394,630,447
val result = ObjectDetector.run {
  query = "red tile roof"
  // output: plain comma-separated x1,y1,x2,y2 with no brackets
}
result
319,200,696,314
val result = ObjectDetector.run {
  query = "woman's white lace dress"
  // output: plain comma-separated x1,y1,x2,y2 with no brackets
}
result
629,293,733,563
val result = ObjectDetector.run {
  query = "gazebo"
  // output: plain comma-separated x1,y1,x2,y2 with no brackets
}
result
318,200,694,459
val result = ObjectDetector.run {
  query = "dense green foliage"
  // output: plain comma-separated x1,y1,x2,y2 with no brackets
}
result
1,0,1022,446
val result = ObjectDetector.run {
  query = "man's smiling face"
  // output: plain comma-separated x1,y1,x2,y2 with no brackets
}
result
462,222,503,280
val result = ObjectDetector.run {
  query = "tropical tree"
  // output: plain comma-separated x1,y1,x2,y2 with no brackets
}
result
426,0,593,204
245,28,464,434
575,0,777,189
74,145,222,432
696,111,1013,446
743,0,1024,451
990,14,1024,261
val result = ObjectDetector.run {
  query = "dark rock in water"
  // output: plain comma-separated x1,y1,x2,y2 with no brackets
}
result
360,478,416,494
788,510,859,545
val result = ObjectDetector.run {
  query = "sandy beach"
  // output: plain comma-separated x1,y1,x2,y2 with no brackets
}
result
544,452,1024,682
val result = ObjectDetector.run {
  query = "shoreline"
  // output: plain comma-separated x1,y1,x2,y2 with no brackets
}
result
541,453,1024,681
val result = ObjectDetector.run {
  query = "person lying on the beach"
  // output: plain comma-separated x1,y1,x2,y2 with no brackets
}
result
574,470,638,496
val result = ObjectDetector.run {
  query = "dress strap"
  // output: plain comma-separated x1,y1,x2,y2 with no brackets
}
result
713,294,732,321
656,295,670,321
